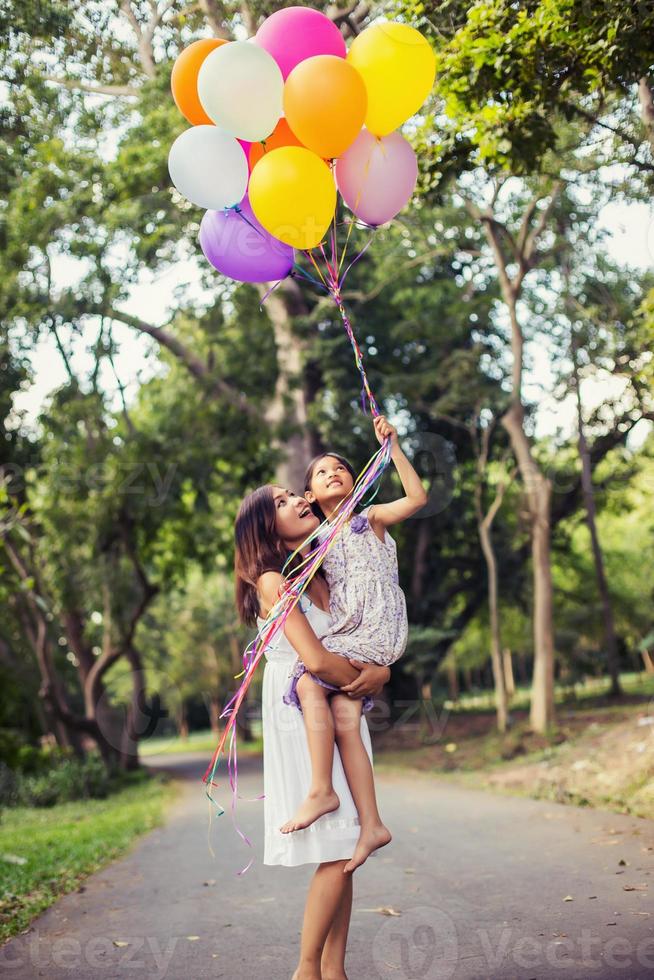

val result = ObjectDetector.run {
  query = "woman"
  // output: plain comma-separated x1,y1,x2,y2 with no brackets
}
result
235,484,391,980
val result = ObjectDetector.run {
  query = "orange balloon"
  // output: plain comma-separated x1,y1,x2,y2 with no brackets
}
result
249,118,304,170
284,55,367,159
171,39,227,126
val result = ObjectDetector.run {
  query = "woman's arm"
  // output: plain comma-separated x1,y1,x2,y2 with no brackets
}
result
368,416,428,529
340,662,391,697
257,572,361,687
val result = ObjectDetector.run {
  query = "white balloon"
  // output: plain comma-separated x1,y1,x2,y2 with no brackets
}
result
167,126,248,210
197,40,283,142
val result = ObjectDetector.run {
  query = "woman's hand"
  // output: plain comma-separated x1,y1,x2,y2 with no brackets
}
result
339,661,390,698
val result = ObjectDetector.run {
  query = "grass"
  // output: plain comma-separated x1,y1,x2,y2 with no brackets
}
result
443,670,654,715
140,728,263,757
0,770,176,944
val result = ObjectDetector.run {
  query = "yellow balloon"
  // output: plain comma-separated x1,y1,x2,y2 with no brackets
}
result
249,146,336,250
347,22,436,137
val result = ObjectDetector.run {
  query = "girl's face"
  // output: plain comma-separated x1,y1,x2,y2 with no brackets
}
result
305,455,354,512
272,486,320,550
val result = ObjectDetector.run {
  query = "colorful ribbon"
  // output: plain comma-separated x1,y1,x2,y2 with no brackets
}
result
203,214,389,875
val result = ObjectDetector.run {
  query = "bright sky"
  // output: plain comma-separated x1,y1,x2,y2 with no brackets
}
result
526,200,654,448
13,197,653,451
7,12,653,454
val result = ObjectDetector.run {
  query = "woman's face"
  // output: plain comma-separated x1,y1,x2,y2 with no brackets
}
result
272,486,320,550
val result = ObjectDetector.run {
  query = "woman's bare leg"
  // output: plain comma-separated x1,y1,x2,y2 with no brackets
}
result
291,859,352,980
320,872,353,980
331,694,392,873
281,672,340,833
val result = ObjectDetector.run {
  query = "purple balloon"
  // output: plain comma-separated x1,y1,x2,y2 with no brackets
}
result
199,197,294,283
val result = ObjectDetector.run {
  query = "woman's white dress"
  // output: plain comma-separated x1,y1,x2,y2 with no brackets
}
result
258,594,374,867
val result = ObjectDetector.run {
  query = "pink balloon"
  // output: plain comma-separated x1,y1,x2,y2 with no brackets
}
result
335,130,418,227
254,6,346,81
237,139,251,159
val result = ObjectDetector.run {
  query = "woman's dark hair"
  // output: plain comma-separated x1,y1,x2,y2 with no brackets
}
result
234,484,323,626
304,452,358,523
234,486,285,626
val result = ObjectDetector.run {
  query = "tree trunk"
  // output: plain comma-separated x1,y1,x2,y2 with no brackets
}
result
502,648,515,697
502,403,556,732
259,282,315,489
478,518,509,731
473,187,561,734
419,677,434,740
198,0,232,38
447,664,459,701
641,650,654,674
572,350,622,696
638,77,654,154
410,519,431,611
174,701,188,740
209,694,221,735
116,643,148,770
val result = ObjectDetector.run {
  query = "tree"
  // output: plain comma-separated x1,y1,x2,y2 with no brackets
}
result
402,0,654,730
409,0,654,178
0,0,376,490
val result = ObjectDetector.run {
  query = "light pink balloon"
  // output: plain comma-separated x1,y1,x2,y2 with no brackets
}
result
335,130,418,227
254,6,346,80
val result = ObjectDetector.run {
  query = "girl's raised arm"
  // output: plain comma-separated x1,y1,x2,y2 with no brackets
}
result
367,415,428,529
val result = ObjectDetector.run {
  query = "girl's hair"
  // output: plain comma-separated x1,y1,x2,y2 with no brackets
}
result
304,452,357,523
234,484,323,626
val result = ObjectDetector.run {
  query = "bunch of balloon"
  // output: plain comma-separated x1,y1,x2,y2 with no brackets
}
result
167,7,435,282
169,10,437,872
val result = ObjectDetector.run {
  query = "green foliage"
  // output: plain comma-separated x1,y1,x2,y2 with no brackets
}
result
405,0,654,178
0,752,110,807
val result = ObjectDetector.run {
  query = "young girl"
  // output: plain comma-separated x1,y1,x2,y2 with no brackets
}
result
280,414,428,873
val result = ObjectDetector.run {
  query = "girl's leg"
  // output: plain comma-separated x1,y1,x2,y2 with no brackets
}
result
292,859,352,980
281,672,340,833
320,872,353,980
331,693,392,874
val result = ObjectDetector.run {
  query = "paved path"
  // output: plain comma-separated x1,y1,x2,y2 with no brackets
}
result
1,752,652,979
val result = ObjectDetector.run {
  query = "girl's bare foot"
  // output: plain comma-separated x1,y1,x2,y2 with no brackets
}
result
280,788,340,833
343,823,392,873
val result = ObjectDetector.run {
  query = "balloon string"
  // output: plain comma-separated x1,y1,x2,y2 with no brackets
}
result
338,231,376,291
306,249,329,288
205,222,387,875
232,205,266,240
259,276,287,308
303,231,380,418
337,140,375,277
329,186,339,278
291,264,329,292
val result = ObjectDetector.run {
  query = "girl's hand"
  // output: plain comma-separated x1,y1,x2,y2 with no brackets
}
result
340,660,390,697
373,415,398,450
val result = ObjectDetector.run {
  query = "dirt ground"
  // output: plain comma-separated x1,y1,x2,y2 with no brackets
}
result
374,692,654,819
